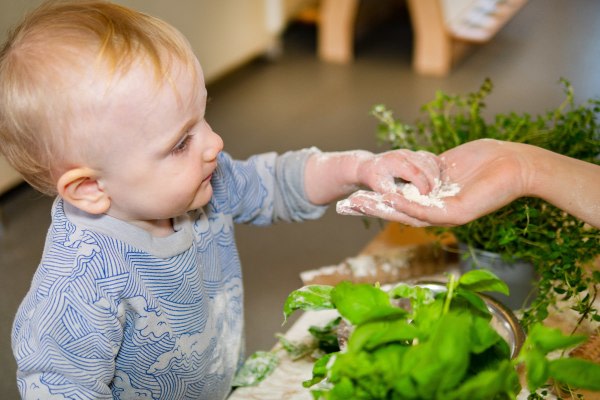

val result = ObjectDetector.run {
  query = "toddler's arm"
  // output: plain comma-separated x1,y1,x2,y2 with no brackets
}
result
303,149,442,206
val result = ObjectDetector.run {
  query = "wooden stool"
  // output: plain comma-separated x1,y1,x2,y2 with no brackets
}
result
309,0,528,76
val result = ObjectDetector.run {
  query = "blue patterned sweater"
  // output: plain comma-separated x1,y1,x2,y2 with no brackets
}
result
12,150,326,399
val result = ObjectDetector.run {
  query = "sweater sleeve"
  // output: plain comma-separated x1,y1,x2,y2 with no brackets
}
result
12,280,119,399
273,147,328,222
209,150,327,225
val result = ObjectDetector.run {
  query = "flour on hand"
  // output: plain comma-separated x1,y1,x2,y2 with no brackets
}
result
397,178,461,208
336,178,461,216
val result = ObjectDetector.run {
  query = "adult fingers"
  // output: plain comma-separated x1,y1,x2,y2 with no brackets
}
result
336,190,431,227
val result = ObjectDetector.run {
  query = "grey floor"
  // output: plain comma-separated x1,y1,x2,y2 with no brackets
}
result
1,0,599,397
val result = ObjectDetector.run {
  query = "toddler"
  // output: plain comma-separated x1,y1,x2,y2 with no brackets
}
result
0,1,442,398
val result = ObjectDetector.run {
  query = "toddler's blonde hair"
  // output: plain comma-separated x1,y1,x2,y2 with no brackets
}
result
0,0,196,195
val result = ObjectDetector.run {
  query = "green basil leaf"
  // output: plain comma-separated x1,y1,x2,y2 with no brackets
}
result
433,312,473,361
393,375,418,399
444,359,520,400
400,342,440,398
348,319,418,352
303,352,336,388
232,351,279,387
523,348,549,392
454,289,490,316
528,323,587,354
331,281,407,325
372,344,408,381
388,283,436,318
283,285,334,323
403,312,472,397
458,269,510,296
329,351,375,382
469,314,505,354
329,376,355,398
388,283,435,304
410,297,445,339
548,357,600,391
432,313,472,392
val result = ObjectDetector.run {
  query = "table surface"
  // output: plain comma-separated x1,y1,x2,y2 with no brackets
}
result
229,223,598,400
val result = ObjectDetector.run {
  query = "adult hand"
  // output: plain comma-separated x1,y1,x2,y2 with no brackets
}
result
338,139,531,226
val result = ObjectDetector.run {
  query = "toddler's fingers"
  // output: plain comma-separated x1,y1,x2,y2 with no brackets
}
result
366,153,428,194
415,150,443,183
381,150,442,195
399,151,442,194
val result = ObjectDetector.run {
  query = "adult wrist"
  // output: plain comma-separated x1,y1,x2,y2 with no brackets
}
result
521,144,557,199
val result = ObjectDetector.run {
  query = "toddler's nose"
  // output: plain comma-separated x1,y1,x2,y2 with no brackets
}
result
204,131,224,162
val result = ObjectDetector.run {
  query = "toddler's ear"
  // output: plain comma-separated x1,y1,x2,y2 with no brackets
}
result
57,168,110,215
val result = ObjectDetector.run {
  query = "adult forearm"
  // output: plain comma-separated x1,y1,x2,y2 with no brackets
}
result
528,146,600,228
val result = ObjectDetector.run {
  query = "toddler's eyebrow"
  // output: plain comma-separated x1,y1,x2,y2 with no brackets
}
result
170,86,207,140
167,118,197,150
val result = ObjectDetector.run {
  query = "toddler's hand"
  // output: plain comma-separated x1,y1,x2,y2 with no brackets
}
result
357,149,442,194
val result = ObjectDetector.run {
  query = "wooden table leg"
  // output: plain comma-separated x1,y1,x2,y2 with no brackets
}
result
318,0,359,63
406,0,454,76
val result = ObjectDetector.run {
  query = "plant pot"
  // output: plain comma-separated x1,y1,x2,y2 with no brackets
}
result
458,243,537,310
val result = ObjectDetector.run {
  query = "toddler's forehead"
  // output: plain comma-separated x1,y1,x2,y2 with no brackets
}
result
21,2,200,92
53,49,200,140
76,53,203,125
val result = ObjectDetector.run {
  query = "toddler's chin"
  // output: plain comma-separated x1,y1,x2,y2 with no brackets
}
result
188,187,213,211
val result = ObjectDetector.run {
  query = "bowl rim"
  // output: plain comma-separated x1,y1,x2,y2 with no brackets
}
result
386,280,526,358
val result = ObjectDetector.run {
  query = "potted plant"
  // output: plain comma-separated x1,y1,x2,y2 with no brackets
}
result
370,79,600,329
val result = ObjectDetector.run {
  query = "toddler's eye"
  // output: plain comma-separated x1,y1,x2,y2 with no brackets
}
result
172,134,193,155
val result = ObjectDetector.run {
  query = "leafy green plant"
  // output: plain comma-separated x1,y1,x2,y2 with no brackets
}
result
282,271,600,399
231,351,279,387
370,79,600,328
